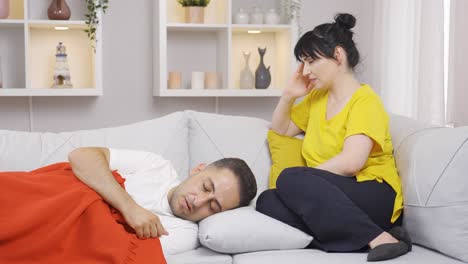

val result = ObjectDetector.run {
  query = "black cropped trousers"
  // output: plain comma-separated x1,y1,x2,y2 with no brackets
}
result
256,167,402,252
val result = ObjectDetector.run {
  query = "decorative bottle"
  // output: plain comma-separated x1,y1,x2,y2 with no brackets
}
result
240,51,254,89
255,47,271,89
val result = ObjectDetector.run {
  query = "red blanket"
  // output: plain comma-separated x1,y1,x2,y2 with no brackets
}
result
0,162,166,264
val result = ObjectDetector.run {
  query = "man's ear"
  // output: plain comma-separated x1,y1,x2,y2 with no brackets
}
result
190,163,207,177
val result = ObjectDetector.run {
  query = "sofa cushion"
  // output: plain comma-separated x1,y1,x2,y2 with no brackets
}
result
187,111,272,200
232,246,464,264
198,207,312,254
389,114,438,151
166,247,232,264
267,130,306,189
395,125,468,263
0,112,190,179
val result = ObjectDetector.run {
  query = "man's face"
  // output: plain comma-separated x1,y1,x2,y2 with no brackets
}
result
168,164,241,222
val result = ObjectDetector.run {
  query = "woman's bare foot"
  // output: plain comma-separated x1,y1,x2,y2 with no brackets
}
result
369,232,399,249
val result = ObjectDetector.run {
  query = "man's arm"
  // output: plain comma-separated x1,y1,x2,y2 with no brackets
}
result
68,147,168,238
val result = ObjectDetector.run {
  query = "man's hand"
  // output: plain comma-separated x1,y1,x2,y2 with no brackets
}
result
123,203,169,239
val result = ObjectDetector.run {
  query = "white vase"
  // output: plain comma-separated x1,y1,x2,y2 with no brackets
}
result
239,51,254,89
191,71,205,90
234,8,249,24
250,7,263,24
265,9,280,24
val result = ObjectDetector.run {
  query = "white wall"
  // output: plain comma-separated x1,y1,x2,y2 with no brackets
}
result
0,0,375,132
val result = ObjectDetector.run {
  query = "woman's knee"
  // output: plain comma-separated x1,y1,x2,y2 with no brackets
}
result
276,167,310,193
256,189,279,214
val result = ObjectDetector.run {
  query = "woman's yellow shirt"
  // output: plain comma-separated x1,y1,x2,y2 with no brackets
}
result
291,84,403,223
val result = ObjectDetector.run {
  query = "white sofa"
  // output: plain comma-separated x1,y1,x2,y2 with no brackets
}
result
1,110,467,264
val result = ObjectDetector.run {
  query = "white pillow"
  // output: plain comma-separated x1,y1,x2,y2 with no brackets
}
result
158,215,199,255
198,207,313,254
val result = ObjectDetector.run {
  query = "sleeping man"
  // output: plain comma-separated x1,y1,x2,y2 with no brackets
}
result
68,147,258,237
0,147,257,262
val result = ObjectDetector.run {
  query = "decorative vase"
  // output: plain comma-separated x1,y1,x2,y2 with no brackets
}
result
255,47,271,89
48,0,71,20
265,8,280,24
234,8,249,24
0,0,9,19
185,6,204,24
251,6,263,24
191,71,205,89
240,51,254,89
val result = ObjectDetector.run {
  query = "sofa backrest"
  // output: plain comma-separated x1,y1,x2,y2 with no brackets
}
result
389,115,468,262
0,112,189,179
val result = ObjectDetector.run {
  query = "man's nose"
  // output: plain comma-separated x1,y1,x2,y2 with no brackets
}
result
193,193,214,208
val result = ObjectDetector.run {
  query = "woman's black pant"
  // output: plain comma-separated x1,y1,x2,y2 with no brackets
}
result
256,167,402,252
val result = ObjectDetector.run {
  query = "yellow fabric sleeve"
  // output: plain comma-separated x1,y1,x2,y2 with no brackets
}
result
344,96,388,153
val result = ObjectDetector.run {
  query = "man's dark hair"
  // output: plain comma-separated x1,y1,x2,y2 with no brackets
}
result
209,158,257,207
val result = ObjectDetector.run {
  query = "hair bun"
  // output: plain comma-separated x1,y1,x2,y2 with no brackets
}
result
334,13,356,30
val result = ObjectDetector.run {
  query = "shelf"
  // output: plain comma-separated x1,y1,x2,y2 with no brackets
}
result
154,0,298,97
0,88,102,97
159,88,283,97
28,20,87,29
0,0,102,97
167,23,228,32
0,19,25,28
231,28,292,90
232,24,292,33
28,24,97,90
166,29,228,90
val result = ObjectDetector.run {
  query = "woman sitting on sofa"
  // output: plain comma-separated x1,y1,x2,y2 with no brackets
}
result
256,13,412,262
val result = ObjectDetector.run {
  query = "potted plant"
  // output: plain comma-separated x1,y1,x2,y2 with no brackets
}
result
177,0,211,24
84,0,109,52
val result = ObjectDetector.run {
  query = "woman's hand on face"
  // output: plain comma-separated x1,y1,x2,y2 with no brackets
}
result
283,63,314,100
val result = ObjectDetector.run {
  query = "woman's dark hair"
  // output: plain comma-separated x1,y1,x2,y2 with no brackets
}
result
209,157,257,207
294,13,360,70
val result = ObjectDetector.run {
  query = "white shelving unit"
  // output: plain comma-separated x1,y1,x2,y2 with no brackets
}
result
154,0,299,97
0,0,103,97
